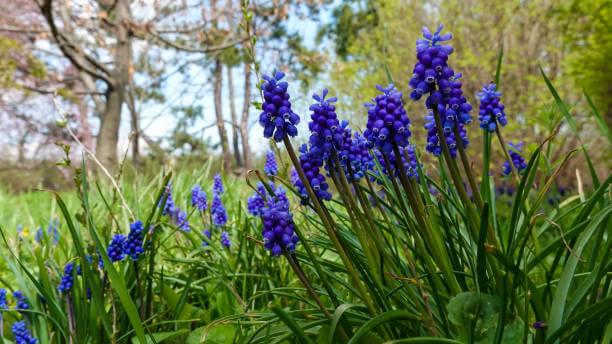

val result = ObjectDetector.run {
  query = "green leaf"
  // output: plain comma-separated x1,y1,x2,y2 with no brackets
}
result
348,310,417,344
582,87,612,144
131,330,189,344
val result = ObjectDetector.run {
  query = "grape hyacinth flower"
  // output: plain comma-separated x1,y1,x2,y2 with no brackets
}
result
308,89,344,158
503,141,528,176
124,221,145,260
374,145,419,181
0,289,7,310
260,197,299,256
211,193,228,227
191,185,207,211
259,71,300,142
35,218,60,244
107,234,126,262
202,229,212,247
221,231,231,248
159,183,177,217
58,262,75,293
337,124,375,181
213,174,225,195
264,150,279,175
424,109,468,158
176,211,190,232
12,321,37,344
13,291,29,311
477,83,507,132
409,25,473,133
363,84,411,153
247,182,268,216
294,144,331,203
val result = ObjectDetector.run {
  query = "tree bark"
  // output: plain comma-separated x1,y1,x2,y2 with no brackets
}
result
214,59,232,172
94,0,131,169
240,62,253,170
227,65,242,168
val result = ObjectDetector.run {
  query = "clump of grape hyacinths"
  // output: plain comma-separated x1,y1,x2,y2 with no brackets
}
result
477,83,507,132
264,150,279,175
259,71,300,142
107,234,126,262
261,197,299,256
191,185,207,211
124,221,145,260
12,321,37,344
58,262,75,293
13,291,29,311
294,144,331,203
503,141,528,175
308,89,343,157
363,84,411,153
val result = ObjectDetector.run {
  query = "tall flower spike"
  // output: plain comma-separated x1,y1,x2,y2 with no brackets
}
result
477,83,507,132
503,141,527,175
264,150,279,175
58,262,75,293
0,288,8,310
107,233,126,262
176,211,190,232
191,185,207,211
124,221,145,260
221,231,231,248
308,89,344,158
424,108,468,158
12,321,37,344
213,174,225,195
247,182,268,216
337,122,374,181
294,144,331,203
363,84,411,153
259,71,300,142
410,24,473,146
260,196,298,256
211,193,228,227
159,183,177,217
13,291,29,311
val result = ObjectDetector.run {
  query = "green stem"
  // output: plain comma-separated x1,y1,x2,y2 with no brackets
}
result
282,136,377,316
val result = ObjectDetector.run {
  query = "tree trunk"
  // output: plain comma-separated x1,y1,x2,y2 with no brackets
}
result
227,65,243,168
240,62,253,170
94,0,131,169
214,59,232,172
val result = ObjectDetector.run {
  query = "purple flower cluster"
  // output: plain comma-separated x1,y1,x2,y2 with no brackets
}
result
191,185,207,211
159,183,190,232
221,231,231,248
211,192,228,227
0,288,7,310
503,141,527,175
259,72,300,142
424,107,468,158
409,25,473,155
12,321,37,344
124,221,145,260
58,262,75,293
477,83,507,132
35,218,60,244
213,174,225,195
308,89,343,158
363,85,411,153
107,233,126,262
264,150,279,175
337,122,374,181
246,182,268,216
13,291,29,311
294,144,331,202
374,145,419,181
261,197,299,256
